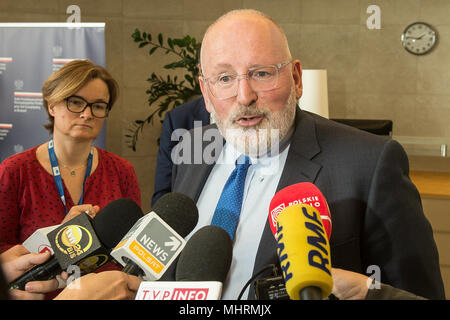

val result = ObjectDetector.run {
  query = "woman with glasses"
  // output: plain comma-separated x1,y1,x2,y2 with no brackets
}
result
0,60,141,258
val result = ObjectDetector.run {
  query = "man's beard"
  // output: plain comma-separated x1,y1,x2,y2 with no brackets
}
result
210,87,297,158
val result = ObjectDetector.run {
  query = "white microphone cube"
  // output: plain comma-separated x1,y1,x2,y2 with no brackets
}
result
111,211,186,281
23,224,60,254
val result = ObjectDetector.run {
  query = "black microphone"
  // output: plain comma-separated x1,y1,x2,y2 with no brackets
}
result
133,226,232,300
176,225,232,283
111,192,199,280
152,192,199,238
9,198,143,290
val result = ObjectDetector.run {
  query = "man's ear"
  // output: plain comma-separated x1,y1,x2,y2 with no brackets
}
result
199,76,212,114
292,60,303,99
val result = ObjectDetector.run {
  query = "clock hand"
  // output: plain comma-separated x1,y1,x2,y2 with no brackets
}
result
404,33,426,41
416,33,426,40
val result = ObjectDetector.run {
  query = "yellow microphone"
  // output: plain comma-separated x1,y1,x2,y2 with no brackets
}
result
276,203,333,300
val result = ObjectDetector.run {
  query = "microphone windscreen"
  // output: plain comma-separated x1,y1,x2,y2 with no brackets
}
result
152,192,199,237
277,204,333,299
269,182,332,240
176,226,232,283
92,198,144,249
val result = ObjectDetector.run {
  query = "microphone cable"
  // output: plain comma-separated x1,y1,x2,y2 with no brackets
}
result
237,264,278,300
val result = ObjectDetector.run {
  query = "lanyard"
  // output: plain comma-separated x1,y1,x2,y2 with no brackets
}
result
48,139,93,214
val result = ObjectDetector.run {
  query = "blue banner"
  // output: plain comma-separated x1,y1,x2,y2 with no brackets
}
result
0,23,106,162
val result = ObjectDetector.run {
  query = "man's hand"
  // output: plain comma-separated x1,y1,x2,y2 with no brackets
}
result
1,245,65,300
331,268,371,300
54,271,142,300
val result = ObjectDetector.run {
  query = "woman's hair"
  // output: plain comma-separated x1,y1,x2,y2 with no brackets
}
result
42,59,119,134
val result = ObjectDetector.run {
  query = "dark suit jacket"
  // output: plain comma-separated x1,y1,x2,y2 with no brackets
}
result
152,97,210,206
171,108,445,300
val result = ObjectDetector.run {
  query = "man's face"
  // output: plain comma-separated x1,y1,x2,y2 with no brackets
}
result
199,15,303,157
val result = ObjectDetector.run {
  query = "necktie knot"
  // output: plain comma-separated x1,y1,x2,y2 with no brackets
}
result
235,155,251,169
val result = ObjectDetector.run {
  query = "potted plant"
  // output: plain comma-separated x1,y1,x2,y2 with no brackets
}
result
126,29,202,151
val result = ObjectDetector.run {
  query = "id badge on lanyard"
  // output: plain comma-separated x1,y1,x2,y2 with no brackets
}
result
48,140,93,214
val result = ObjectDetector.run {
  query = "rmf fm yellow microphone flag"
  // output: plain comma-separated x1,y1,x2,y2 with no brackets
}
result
276,203,333,300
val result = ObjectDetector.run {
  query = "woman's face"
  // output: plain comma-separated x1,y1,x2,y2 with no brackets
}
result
49,78,110,142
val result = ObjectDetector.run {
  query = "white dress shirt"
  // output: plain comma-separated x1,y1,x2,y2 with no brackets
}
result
190,141,290,299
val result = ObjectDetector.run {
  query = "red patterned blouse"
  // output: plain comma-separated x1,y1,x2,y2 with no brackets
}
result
0,145,142,252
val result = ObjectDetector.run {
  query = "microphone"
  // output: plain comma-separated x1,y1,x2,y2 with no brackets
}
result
111,192,199,281
250,182,332,300
9,198,143,290
176,225,232,283
268,182,332,240
276,203,333,300
135,225,232,300
22,225,60,254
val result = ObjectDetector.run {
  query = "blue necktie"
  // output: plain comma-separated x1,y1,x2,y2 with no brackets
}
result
211,155,251,240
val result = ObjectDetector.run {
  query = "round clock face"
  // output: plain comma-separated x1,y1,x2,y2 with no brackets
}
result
401,22,437,55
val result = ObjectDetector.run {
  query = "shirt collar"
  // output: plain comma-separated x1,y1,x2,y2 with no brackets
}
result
219,141,290,175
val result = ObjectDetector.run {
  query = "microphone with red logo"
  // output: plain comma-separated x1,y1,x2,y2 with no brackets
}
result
268,182,332,240
111,192,199,281
135,225,233,300
253,182,333,300
9,198,143,290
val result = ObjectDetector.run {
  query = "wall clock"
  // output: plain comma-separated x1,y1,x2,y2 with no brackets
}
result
401,22,437,55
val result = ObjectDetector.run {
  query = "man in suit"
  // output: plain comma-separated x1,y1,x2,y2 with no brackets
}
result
171,9,445,299
152,97,210,206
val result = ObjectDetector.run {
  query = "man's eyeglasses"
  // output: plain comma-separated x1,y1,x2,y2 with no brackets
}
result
65,95,110,118
203,60,293,100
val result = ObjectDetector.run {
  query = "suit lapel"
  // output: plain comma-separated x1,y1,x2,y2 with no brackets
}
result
172,124,224,203
249,109,322,298
278,109,322,189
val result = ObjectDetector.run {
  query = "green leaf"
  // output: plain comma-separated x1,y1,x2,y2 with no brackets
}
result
168,38,174,49
184,74,193,84
158,33,163,46
138,41,149,48
172,38,184,47
149,46,158,55
132,29,142,42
